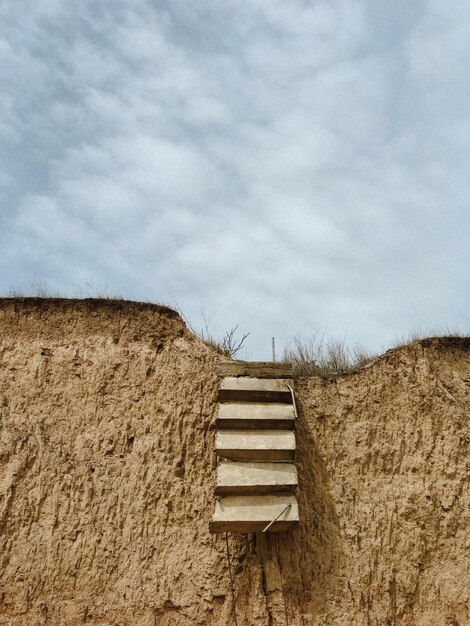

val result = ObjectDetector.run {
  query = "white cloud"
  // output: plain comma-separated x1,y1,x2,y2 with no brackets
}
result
1,0,470,357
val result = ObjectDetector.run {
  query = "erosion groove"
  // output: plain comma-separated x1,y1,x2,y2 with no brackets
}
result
0,299,468,625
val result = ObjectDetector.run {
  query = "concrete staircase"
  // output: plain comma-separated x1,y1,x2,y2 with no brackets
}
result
210,362,299,533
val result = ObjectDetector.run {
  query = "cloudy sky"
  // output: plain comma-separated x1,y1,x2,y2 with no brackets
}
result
1,0,469,359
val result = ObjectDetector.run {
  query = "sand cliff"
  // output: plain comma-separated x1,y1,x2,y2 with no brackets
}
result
0,299,468,625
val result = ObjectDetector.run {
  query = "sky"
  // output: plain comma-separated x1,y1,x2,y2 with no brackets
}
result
1,0,469,359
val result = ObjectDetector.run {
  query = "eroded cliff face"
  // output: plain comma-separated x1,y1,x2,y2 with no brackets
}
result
0,299,469,626
293,339,470,626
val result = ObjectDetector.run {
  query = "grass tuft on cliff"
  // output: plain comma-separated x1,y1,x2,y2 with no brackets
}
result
282,334,375,378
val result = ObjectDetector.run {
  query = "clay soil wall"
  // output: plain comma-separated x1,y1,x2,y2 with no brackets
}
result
0,299,468,625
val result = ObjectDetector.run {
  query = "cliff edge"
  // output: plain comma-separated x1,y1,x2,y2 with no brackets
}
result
0,299,468,625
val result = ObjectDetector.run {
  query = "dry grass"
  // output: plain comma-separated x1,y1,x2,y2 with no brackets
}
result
282,333,376,378
172,307,249,359
4,278,125,300
284,327,470,378
6,277,62,298
392,326,469,348
199,324,250,358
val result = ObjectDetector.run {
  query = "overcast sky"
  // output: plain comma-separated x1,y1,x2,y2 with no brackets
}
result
1,0,469,359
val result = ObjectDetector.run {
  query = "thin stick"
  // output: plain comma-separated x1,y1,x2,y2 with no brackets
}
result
275,535,290,626
262,504,292,533
286,384,298,419
225,533,239,626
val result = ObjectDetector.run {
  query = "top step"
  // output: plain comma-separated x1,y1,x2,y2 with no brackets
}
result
218,377,293,404
218,361,293,379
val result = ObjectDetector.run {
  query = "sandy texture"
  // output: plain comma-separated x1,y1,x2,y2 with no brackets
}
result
0,299,225,625
292,338,470,626
0,299,469,625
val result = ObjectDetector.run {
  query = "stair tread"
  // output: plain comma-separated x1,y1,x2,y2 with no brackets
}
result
211,494,299,533
215,430,295,461
218,403,295,419
216,461,297,495
218,361,293,378
216,430,295,450
220,377,293,392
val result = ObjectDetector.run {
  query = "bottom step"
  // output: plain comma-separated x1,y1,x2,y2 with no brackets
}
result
210,494,299,533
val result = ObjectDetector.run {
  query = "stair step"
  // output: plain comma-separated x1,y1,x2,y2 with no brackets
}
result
218,361,293,378
215,461,298,495
218,377,293,404
210,494,299,533
216,402,295,430
215,430,295,461
220,377,294,391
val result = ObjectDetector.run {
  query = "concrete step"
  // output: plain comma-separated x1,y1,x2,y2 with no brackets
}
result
216,402,295,430
220,377,294,392
218,377,293,404
215,430,295,461
218,361,293,378
215,461,298,495
210,494,299,533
